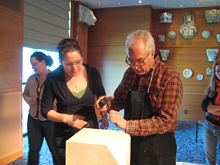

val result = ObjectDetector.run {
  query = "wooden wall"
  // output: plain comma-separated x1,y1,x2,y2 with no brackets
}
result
88,6,152,96
152,7,220,121
0,1,24,164
87,5,220,121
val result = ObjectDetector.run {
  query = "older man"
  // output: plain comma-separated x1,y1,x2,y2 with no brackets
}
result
97,30,183,165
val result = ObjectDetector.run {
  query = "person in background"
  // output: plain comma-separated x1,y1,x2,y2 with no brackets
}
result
23,52,58,165
96,30,183,165
41,38,108,165
201,59,220,165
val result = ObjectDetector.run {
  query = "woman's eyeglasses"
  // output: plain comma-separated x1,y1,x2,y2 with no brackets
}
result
62,58,82,68
31,62,40,67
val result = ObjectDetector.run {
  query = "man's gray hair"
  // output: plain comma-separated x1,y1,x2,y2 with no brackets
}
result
125,30,155,55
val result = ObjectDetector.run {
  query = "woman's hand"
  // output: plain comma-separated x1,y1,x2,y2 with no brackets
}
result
208,105,220,116
209,110,220,116
63,114,90,129
28,98,37,106
109,110,127,129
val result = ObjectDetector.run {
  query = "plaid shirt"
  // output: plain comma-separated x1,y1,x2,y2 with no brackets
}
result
111,55,183,136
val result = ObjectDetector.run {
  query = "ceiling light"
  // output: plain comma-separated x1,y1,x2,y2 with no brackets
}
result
139,0,142,3
117,2,121,5
98,3,101,6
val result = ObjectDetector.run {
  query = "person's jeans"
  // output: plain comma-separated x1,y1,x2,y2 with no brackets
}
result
53,129,74,165
203,120,220,165
27,114,59,165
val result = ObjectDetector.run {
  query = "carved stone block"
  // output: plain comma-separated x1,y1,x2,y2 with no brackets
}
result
205,9,220,23
160,12,173,23
158,35,165,42
66,128,131,165
179,12,198,39
206,49,219,61
160,49,170,61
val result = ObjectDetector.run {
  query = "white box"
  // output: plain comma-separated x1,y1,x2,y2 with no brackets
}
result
66,128,131,165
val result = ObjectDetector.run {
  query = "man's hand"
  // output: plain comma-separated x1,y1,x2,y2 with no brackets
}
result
95,95,113,111
109,110,127,129
98,111,109,129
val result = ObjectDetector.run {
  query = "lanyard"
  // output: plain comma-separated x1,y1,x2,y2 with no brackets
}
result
147,67,154,93
34,75,43,119
130,67,154,93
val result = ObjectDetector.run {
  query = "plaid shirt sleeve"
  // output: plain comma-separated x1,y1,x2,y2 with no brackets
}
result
126,72,183,136
111,68,136,111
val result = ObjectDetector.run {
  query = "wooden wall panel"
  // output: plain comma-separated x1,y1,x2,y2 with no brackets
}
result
78,22,88,63
101,46,128,95
153,6,220,121
88,45,128,95
0,10,23,53
0,91,23,164
87,46,104,75
0,51,22,91
178,94,206,121
0,0,23,15
0,8,23,92
88,5,152,46
0,1,24,163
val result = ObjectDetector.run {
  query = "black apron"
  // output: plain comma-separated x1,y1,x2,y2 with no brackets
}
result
125,70,176,165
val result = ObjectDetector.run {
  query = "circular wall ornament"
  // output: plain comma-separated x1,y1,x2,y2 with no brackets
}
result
183,69,193,79
168,31,176,39
197,74,204,81
202,30,211,38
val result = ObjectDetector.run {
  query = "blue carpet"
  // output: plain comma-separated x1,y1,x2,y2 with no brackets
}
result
7,120,220,165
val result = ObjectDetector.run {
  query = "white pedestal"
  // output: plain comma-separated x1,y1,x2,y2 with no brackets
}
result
66,128,131,165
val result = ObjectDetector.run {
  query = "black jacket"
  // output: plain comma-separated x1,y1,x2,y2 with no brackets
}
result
41,64,106,133
201,92,220,126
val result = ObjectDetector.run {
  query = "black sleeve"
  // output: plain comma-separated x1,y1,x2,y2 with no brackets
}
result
201,95,211,112
91,67,106,98
41,76,55,118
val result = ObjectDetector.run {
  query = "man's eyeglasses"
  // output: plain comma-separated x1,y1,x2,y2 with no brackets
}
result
125,55,149,67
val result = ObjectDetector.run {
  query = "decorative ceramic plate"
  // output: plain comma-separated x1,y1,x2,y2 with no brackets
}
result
168,31,176,39
183,69,193,79
197,74,204,81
